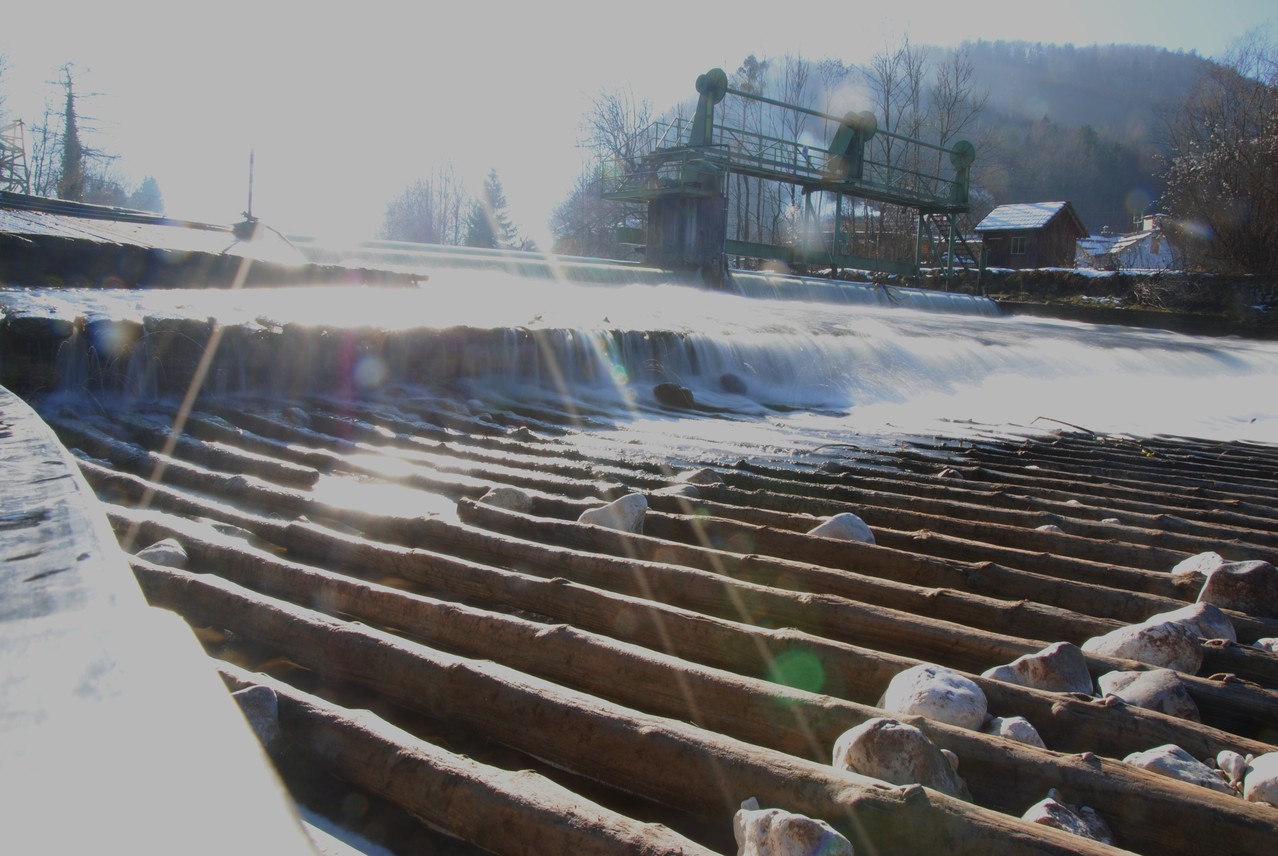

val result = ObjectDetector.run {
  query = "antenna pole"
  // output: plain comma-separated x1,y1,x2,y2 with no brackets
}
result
246,149,255,221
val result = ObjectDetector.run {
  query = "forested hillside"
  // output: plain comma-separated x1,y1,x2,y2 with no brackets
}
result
558,40,1222,259
960,40,1213,232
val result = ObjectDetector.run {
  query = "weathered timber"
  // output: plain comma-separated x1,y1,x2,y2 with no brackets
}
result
716,463,1198,570
218,664,720,856
116,510,1278,856
635,502,1278,646
132,560,1124,856
104,410,321,488
93,487,1277,765
449,500,1278,739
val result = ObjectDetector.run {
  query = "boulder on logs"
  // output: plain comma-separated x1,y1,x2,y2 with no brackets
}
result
981,642,1092,695
1123,744,1234,795
1097,669,1201,721
878,664,987,731
1198,561,1278,619
733,798,854,856
831,717,972,801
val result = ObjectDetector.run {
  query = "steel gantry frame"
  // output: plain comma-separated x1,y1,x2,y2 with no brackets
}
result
605,68,977,283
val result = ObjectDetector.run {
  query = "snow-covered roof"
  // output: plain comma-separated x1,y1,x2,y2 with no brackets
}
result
975,202,1071,232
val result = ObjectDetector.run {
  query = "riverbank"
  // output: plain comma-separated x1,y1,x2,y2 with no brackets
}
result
922,269,1278,339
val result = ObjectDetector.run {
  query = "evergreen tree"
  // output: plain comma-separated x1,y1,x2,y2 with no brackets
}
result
126,176,164,213
464,169,520,249
56,66,85,201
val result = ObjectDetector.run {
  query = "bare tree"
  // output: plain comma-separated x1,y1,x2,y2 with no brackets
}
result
582,86,652,169
379,165,470,245
1161,29,1278,272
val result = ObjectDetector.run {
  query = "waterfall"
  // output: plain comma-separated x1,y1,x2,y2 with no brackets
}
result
3,271,1277,446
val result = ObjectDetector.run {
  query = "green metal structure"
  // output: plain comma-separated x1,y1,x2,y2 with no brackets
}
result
605,68,978,283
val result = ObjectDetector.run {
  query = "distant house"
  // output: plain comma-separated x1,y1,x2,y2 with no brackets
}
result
974,201,1087,269
1076,215,1179,271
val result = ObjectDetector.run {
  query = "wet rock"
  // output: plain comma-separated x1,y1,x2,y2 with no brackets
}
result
1243,752,1278,807
1253,638,1278,653
718,373,748,394
577,493,647,534
733,798,853,856
1123,744,1234,794
807,513,875,546
1170,551,1227,586
983,715,1046,749
1097,669,1200,721
1197,560,1278,619
231,685,281,751
135,537,188,569
981,641,1093,695
879,664,987,731
1082,619,1203,673
478,486,534,514
831,717,972,801
1021,789,1114,845
653,382,695,409
1141,601,1236,643
675,467,723,486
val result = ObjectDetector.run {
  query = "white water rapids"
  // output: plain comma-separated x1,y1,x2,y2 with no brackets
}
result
5,267,1278,457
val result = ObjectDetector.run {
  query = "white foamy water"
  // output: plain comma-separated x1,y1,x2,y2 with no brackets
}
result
4,269,1277,448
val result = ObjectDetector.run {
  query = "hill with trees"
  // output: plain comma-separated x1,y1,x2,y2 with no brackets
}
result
553,39,1238,263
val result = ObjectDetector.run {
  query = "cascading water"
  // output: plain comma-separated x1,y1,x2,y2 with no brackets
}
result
4,265,1278,452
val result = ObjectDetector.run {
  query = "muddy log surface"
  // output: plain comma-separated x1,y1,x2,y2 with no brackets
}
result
27,391,1278,856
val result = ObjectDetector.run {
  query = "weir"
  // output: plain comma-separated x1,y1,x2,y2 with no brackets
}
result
5,244,1278,855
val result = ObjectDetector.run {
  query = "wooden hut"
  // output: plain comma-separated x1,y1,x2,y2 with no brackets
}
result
975,201,1087,269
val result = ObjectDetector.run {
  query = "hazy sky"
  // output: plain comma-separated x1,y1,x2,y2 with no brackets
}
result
2,1,1275,248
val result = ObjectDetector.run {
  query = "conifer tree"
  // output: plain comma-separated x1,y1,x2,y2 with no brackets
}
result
56,66,85,201
464,169,520,249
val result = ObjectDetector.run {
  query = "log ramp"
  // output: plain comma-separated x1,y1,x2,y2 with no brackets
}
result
34,393,1278,856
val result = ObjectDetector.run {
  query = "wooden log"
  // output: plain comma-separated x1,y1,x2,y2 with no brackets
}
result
635,502,1278,646
115,511,1278,856
217,663,720,856
105,410,321,488
716,464,1198,571
449,499,1278,740
130,560,1125,856
97,494,1277,765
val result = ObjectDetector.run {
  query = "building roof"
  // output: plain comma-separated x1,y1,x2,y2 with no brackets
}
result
975,201,1074,232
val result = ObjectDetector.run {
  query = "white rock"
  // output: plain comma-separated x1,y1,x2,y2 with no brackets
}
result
1035,524,1065,534
135,538,188,569
733,798,854,856
1081,619,1203,673
1243,752,1278,807
831,717,972,800
879,664,987,731
1138,602,1236,643
1124,744,1234,794
1097,670,1201,721
983,716,1046,749
478,486,533,514
807,513,875,545
1021,789,1114,845
1198,560,1278,619
981,642,1093,695
1101,518,1121,524
1217,750,1248,787
577,493,647,534
1171,551,1227,584
940,749,959,772
1253,638,1278,654
675,467,723,486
